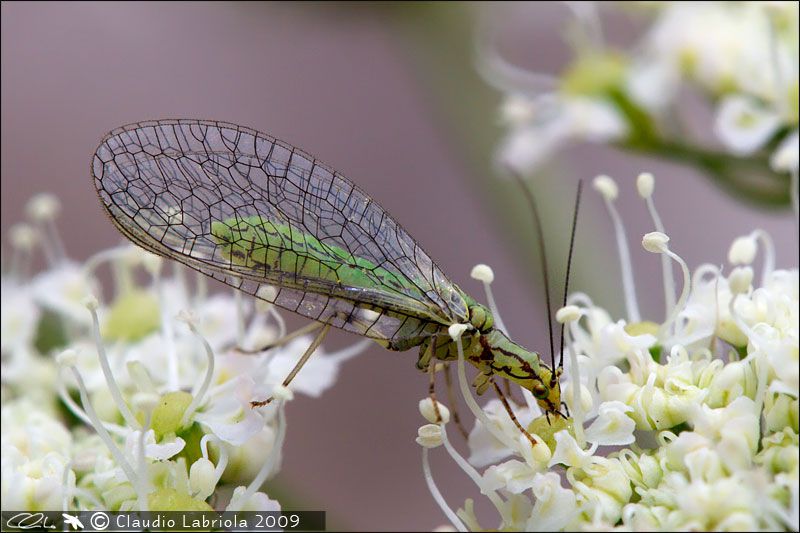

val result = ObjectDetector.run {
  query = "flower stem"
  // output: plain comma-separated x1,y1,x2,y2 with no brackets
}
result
621,138,791,207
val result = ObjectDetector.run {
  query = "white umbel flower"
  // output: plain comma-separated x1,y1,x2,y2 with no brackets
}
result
424,172,798,531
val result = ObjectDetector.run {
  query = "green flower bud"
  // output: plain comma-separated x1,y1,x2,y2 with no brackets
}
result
528,414,574,451
151,391,193,440
560,52,628,97
103,289,161,342
148,488,213,511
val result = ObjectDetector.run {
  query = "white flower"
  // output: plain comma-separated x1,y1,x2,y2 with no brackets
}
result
1,399,73,511
221,425,279,485
626,60,680,112
482,460,540,494
498,94,627,173
643,2,797,104
569,455,633,525
486,2,800,181
194,292,251,349
429,171,797,530
1,280,40,355
194,374,265,446
583,400,636,446
771,129,799,172
1,449,71,511
569,314,657,382
525,472,578,531
686,397,760,472
549,430,595,470
226,486,281,512
467,399,538,467
124,430,185,461
715,95,782,155
31,262,98,329
1,399,72,462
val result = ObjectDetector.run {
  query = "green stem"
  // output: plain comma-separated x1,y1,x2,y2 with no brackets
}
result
610,90,791,208
621,138,791,207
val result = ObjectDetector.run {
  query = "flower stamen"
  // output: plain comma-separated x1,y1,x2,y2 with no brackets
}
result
642,232,691,343
557,304,586,447
421,446,467,532
200,434,229,492
26,193,65,266
594,175,641,323
440,422,513,527
178,311,215,427
637,172,677,317
84,295,140,429
57,350,141,494
8,223,38,279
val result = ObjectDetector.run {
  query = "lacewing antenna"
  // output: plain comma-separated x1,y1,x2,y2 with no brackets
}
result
508,168,582,373
559,180,583,369
507,168,557,371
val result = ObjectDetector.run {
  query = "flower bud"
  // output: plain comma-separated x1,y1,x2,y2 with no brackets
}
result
177,309,197,327
26,193,61,221
636,172,655,198
419,397,450,424
728,266,753,295
642,232,669,253
151,391,193,438
728,235,757,265
83,294,100,310
104,290,161,341
190,458,217,500
593,175,619,201
416,424,443,448
9,224,37,249
530,436,553,464
148,488,213,511
556,305,582,323
56,349,78,367
470,264,494,284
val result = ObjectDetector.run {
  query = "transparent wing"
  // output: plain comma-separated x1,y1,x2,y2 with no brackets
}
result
92,119,469,344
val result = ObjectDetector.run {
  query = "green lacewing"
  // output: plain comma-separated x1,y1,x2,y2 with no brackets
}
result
91,119,562,413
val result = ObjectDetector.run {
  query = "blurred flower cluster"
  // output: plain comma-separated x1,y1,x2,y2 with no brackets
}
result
483,2,798,206
1,194,365,512
418,173,798,531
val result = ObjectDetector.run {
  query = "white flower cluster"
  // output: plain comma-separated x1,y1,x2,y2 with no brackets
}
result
418,174,798,531
1,194,367,512
484,2,799,176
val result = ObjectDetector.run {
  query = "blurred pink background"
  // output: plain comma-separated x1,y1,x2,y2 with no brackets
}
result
2,3,795,531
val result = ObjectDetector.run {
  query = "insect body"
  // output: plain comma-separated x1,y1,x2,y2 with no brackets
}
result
92,119,562,414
